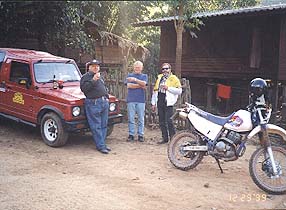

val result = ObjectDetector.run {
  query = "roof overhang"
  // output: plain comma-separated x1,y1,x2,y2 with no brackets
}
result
132,3,286,27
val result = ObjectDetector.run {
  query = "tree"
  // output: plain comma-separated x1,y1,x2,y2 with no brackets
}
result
0,1,156,60
166,0,201,78
0,1,92,55
126,1,168,77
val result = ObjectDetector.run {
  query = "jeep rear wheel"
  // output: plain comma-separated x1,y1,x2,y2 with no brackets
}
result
40,112,68,147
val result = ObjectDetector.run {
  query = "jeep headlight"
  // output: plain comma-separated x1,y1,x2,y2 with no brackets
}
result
72,106,81,117
109,103,116,112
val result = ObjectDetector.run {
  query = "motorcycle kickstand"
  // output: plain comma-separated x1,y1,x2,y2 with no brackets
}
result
215,158,224,173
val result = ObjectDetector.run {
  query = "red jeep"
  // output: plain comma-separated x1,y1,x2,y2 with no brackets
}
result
0,48,123,147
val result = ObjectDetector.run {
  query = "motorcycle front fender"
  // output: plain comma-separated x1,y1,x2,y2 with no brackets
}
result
247,124,286,141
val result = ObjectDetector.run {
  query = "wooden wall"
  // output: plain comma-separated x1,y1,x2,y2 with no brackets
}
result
160,15,281,80
279,15,286,81
158,13,284,111
63,41,125,65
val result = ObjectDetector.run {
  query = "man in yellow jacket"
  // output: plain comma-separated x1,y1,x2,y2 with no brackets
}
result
151,63,182,144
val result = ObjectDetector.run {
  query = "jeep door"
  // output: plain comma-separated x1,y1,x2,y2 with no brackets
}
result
4,60,37,123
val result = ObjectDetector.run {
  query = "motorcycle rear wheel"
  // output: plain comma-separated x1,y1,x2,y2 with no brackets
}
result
168,130,204,171
249,146,286,194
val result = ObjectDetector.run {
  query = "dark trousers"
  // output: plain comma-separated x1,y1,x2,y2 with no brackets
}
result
158,104,175,142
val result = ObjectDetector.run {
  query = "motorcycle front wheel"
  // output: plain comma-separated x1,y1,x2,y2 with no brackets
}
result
249,146,286,194
168,130,204,171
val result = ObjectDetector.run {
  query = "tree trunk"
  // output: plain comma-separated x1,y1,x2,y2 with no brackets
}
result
174,2,185,79
175,25,183,78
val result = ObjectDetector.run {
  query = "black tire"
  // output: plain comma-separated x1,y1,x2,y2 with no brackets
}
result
249,146,286,194
168,130,204,171
268,133,286,148
107,125,114,137
40,112,68,147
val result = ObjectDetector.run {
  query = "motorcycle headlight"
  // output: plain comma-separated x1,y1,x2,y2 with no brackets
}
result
109,103,116,112
72,106,81,117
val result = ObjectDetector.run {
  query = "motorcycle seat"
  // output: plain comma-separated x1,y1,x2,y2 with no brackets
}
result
197,110,235,126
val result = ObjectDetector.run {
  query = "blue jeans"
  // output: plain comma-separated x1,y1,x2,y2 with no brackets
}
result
85,97,109,150
127,102,145,136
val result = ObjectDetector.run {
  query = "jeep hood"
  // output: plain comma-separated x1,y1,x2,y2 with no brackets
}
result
39,86,85,101
38,85,116,101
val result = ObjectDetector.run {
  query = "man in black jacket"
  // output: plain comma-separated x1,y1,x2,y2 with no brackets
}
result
80,59,110,154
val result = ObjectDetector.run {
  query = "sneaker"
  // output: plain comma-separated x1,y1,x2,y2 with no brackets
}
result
127,135,134,142
138,136,144,142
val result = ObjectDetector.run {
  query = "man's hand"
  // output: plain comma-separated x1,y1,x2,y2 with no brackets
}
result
93,72,100,81
160,84,168,90
126,77,137,82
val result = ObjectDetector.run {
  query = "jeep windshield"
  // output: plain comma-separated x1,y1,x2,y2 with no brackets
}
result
34,62,81,83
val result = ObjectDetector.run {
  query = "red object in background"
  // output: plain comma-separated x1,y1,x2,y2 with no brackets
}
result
217,84,231,99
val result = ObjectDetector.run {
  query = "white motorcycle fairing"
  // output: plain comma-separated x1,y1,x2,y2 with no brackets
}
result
188,108,253,140
247,124,286,141
224,110,253,132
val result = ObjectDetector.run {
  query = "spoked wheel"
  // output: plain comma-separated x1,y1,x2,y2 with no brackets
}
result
249,146,286,194
168,130,205,171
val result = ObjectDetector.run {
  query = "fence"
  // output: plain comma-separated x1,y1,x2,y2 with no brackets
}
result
104,67,192,130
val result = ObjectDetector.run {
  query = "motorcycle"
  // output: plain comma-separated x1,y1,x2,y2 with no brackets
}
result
168,98,286,194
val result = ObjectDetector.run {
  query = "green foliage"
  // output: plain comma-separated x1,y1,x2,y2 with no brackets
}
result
0,0,261,74
198,0,259,11
0,1,90,54
125,1,168,78
163,0,260,31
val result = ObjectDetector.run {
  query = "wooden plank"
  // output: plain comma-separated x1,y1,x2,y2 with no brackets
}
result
206,81,214,111
160,55,276,79
250,27,262,68
278,15,286,80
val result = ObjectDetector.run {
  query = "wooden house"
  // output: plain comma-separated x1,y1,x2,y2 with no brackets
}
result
133,4,286,114
64,15,149,73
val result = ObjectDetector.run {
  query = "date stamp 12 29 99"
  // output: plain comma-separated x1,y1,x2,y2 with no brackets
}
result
229,193,267,202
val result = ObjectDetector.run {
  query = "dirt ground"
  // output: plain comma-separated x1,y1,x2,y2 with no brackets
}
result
0,119,286,210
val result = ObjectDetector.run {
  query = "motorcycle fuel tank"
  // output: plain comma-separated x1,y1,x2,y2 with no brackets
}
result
224,109,253,132
188,111,223,140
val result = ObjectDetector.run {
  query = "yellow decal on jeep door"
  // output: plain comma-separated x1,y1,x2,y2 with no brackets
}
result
13,92,24,105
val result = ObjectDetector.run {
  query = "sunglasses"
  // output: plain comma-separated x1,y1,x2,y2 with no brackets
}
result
162,67,169,71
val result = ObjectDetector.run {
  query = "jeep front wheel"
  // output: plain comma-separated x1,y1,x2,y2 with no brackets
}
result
40,112,68,147
107,125,114,137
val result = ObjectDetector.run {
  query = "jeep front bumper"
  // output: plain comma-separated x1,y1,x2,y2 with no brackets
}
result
64,114,124,132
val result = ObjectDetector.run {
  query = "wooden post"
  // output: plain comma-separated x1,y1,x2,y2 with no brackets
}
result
272,80,279,123
282,85,286,122
250,27,261,68
206,80,213,112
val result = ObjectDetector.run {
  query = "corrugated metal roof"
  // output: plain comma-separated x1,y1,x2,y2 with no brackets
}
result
133,3,286,26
